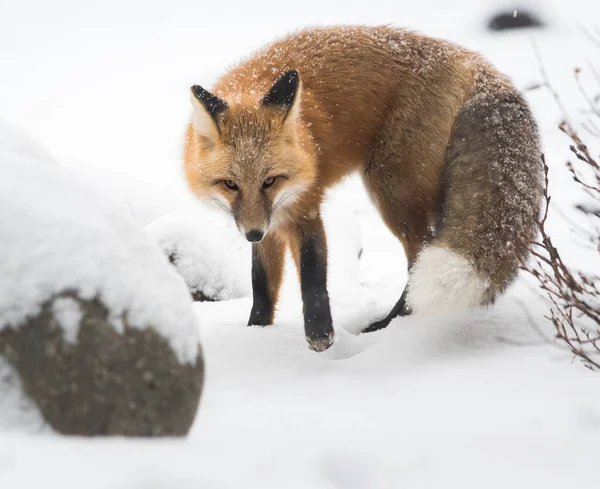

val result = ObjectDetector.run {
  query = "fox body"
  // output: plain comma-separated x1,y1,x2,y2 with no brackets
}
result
184,25,542,351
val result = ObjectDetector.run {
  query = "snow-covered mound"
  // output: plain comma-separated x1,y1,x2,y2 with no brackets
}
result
0,121,204,435
146,213,251,301
0,118,58,165
0,120,199,365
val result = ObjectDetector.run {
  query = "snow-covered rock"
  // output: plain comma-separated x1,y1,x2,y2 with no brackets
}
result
0,293,203,436
0,121,203,435
146,213,251,302
487,8,544,31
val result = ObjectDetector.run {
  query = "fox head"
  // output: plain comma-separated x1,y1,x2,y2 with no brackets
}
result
184,70,316,242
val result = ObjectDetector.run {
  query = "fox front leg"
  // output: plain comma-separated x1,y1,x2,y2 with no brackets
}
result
247,234,285,326
290,217,335,352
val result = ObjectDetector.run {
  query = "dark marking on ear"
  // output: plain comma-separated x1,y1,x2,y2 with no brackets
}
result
260,70,300,117
191,85,228,123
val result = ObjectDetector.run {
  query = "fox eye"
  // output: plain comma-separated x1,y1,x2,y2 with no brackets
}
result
263,177,276,188
224,180,238,191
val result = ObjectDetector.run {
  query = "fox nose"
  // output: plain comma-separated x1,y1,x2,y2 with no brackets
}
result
245,229,264,243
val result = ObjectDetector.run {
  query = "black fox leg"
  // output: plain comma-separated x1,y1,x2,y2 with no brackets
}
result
248,234,285,326
248,244,273,325
362,247,416,334
362,287,411,333
289,217,334,352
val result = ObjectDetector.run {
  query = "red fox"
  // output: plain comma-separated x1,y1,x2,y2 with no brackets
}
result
184,25,542,352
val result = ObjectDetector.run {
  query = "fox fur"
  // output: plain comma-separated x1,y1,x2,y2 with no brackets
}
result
184,25,543,351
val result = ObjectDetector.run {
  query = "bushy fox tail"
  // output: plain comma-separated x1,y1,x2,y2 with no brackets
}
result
406,72,543,315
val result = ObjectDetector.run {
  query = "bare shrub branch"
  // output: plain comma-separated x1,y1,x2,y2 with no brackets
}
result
519,38,600,370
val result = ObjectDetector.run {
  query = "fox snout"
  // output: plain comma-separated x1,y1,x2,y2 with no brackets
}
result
230,190,274,243
244,229,265,242
235,209,269,243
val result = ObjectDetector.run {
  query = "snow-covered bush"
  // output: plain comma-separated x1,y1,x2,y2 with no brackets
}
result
0,121,204,435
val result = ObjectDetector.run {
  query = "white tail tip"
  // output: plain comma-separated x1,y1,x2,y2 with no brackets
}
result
406,246,490,316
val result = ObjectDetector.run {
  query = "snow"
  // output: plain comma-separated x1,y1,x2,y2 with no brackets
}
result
51,297,83,344
146,213,251,301
0,120,199,365
0,358,49,434
1,0,600,487
0,118,58,165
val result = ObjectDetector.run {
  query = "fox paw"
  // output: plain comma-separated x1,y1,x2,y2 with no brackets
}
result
306,330,335,352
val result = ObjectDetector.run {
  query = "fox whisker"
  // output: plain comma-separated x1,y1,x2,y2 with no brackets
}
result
271,192,295,217
208,197,234,217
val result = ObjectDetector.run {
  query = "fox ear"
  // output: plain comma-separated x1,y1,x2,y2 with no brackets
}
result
190,85,228,138
260,70,301,122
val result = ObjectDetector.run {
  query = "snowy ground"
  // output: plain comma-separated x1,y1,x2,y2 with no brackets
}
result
1,0,600,487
